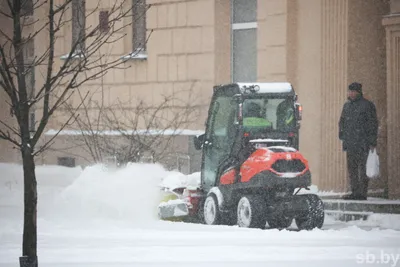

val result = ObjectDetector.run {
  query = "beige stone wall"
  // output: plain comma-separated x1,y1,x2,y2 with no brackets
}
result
0,89,19,163
43,0,215,132
215,1,231,84
0,0,21,163
257,0,291,82
0,0,215,167
383,2,400,198
37,132,196,173
312,0,349,192
391,0,400,13
37,0,217,168
296,0,323,189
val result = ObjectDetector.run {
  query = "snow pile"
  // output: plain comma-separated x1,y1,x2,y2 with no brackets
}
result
0,163,25,206
50,163,168,225
0,163,82,234
0,162,81,207
349,214,400,231
160,171,200,190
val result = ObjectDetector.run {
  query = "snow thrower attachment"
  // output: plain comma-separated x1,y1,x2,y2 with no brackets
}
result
158,187,190,220
158,82,324,230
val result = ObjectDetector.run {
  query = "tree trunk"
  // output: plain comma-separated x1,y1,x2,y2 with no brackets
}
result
20,148,38,267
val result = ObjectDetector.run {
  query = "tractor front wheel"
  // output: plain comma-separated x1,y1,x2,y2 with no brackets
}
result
237,195,266,229
203,194,221,225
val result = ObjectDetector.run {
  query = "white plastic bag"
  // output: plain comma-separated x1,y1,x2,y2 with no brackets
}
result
366,149,380,178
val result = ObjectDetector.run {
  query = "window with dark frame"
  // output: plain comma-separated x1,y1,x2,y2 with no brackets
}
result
0,60,2,84
29,111,35,133
26,67,35,100
26,66,35,132
132,0,147,54
21,0,34,16
72,0,86,53
22,38,35,60
23,38,36,132
99,10,110,33
23,38,35,99
58,157,76,167
231,0,257,83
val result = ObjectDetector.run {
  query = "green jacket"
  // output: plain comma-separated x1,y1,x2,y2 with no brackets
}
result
243,117,272,127
277,101,295,129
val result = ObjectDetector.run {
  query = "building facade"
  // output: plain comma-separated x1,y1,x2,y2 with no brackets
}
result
1,0,400,198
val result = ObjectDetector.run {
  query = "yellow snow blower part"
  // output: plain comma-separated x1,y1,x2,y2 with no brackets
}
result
158,188,189,221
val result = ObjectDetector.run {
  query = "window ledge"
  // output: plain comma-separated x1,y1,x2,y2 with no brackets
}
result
121,50,148,61
60,51,85,60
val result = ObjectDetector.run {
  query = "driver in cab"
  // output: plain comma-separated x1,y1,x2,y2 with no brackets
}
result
243,102,272,129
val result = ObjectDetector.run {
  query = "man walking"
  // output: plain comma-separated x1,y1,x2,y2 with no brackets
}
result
339,82,378,200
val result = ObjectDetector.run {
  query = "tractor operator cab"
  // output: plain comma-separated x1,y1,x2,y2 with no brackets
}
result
194,82,303,152
239,84,302,149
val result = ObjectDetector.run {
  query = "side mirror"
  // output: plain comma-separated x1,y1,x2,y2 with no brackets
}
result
232,94,243,124
295,103,302,121
194,133,205,150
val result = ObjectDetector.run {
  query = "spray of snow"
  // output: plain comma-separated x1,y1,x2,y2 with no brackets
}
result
0,162,192,231
48,163,169,226
160,170,200,190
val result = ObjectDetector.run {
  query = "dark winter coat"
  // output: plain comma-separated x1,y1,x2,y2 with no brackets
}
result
339,95,378,152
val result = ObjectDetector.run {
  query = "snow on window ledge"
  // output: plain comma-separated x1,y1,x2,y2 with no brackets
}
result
121,49,148,61
60,51,85,60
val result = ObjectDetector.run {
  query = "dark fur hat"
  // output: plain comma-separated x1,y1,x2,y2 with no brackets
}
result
348,82,362,94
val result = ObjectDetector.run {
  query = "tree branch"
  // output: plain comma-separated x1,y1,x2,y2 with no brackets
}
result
33,90,89,156
0,128,21,148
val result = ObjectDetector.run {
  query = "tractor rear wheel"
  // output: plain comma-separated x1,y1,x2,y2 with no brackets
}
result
237,195,266,228
295,194,324,230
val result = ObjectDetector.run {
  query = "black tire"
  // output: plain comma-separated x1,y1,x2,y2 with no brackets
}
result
237,195,266,228
203,194,221,225
267,215,293,229
295,194,324,230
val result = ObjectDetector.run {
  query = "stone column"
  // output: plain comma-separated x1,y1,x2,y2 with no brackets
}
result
319,0,349,192
257,0,293,82
383,0,400,199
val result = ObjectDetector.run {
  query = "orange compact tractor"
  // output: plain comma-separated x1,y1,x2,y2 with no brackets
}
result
158,82,324,230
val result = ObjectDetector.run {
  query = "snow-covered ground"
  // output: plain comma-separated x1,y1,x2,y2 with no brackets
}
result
1,162,400,267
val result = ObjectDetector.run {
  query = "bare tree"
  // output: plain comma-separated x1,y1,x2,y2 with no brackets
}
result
61,81,202,166
0,0,150,266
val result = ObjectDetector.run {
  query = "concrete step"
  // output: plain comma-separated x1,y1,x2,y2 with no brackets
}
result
321,197,400,222
324,210,372,222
